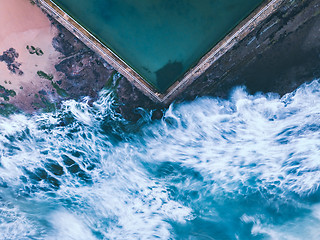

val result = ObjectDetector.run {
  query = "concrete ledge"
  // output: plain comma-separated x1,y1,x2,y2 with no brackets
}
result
38,0,283,105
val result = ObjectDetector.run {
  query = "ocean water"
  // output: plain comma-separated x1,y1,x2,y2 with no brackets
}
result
0,80,320,239
52,0,264,92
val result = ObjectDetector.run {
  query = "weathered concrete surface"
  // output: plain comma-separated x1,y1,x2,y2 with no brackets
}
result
116,0,320,120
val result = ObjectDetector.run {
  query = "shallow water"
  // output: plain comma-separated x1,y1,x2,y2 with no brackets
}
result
0,80,320,239
52,0,264,92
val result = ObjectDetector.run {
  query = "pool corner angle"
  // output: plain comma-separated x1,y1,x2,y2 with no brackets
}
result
38,0,284,105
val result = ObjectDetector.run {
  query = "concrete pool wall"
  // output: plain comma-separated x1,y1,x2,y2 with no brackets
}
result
38,0,284,105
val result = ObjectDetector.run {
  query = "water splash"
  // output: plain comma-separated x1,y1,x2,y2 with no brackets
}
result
0,81,319,239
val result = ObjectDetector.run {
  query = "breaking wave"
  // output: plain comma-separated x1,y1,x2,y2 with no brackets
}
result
0,80,320,239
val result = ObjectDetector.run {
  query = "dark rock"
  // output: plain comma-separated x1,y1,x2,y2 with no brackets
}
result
151,109,164,120
51,22,114,101
52,35,74,56
0,48,23,75
116,77,164,121
38,90,47,95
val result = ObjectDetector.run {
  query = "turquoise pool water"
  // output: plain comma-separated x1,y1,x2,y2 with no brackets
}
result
52,0,265,92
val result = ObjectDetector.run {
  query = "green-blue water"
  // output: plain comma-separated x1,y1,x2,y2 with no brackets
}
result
0,79,320,239
52,0,264,92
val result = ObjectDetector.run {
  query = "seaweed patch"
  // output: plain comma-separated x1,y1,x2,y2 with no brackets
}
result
0,85,16,101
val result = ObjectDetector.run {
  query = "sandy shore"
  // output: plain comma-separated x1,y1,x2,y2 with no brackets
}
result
0,0,61,111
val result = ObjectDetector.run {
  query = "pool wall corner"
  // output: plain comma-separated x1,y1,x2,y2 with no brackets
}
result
37,0,284,105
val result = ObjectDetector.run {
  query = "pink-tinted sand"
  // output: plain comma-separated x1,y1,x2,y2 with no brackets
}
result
0,0,61,111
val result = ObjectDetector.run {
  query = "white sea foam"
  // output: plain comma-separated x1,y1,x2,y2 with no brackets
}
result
243,203,320,240
0,80,319,239
143,80,320,197
48,210,96,240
